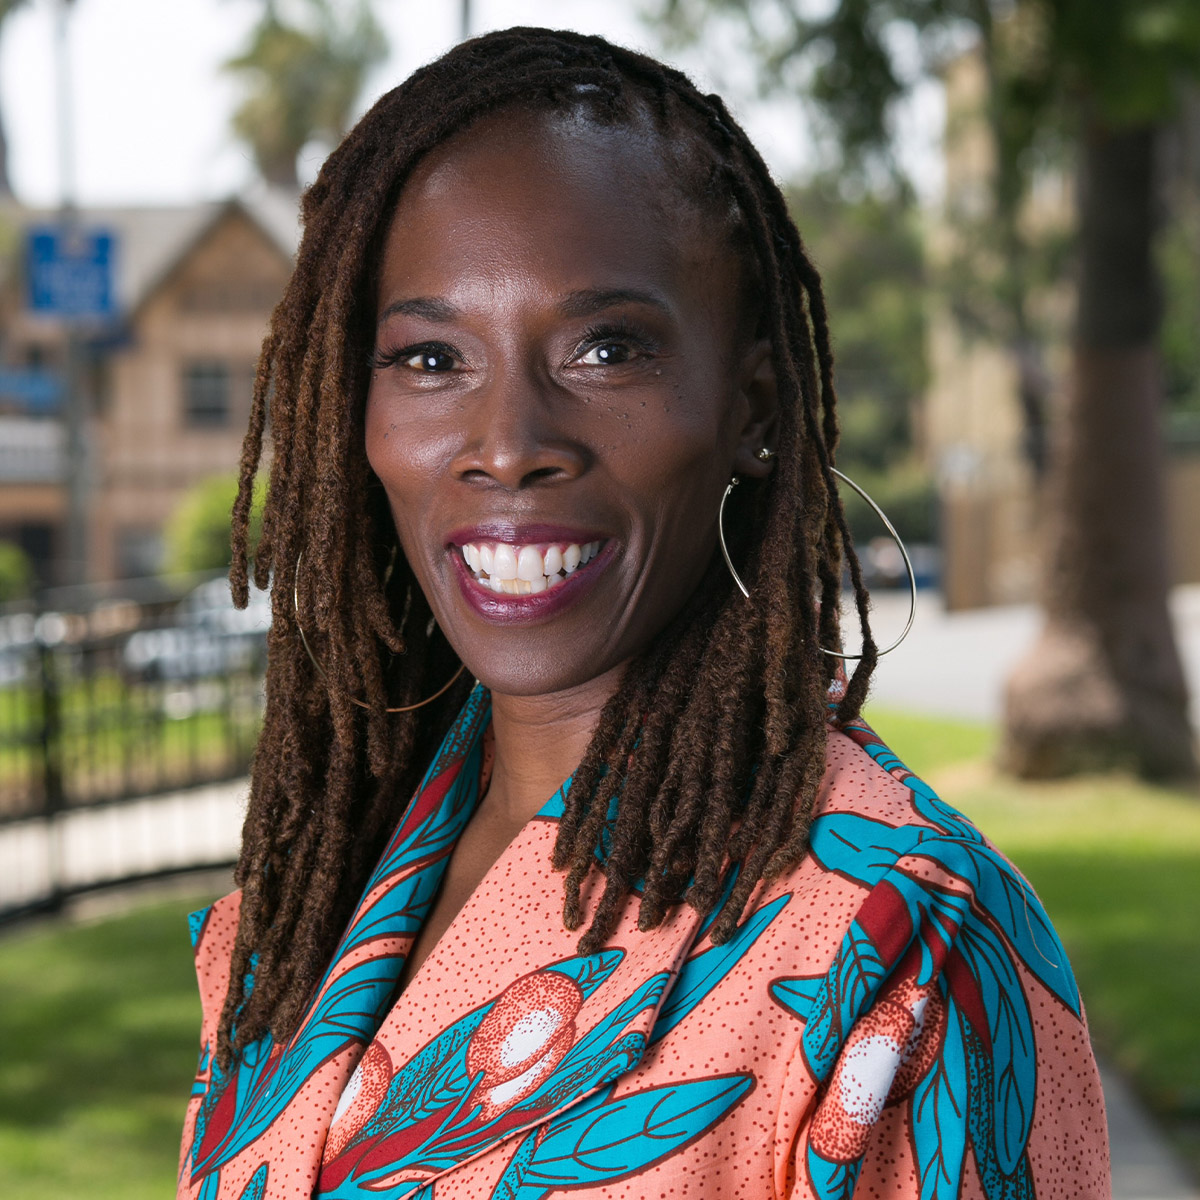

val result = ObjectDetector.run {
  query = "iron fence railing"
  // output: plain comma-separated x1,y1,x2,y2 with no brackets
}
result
0,572,265,921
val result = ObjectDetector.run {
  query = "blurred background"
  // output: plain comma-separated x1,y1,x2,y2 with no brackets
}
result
0,1,1197,1197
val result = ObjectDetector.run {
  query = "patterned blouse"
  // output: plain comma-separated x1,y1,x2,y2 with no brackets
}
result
178,685,1110,1199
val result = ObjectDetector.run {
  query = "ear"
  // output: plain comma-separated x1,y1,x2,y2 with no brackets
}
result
730,338,779,480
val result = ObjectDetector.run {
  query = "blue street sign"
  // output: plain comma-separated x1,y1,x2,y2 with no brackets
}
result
0,367,63,413
26,225,117,318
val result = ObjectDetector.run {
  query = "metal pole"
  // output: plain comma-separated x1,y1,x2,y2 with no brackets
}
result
56,0,88,586
460,0,472,42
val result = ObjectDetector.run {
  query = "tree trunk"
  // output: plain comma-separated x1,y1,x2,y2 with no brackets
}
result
1001,120,1197,780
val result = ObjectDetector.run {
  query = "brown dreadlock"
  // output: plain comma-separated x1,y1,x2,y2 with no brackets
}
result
219,27,877,1068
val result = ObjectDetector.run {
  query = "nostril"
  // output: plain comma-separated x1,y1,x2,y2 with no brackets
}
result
524,465,565,484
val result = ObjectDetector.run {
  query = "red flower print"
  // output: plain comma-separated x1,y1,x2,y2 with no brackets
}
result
466,970,584,1120
810,978,945,1163
326,1041,394,1159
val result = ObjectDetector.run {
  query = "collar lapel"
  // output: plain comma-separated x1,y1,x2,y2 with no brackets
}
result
317,862,791,1198
189,687,493,1187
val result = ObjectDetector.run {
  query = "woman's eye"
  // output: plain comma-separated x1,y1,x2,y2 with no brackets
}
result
373,342,459,373
575,342,633,366
402,347,456,372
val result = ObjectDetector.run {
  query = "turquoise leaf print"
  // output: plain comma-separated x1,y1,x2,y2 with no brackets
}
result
769,976,823,1023
911,995,968,1200
770,723,1069,1200
317,952,660,1197
805,1151,861,1200
492,1075,754,1198
651,893,790,1045
236,1164,269,1200
191,689,493,1186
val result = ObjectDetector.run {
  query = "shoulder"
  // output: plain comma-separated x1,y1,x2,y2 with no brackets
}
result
753,722,1108,1195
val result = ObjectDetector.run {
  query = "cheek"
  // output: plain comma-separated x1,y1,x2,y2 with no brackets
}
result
364,389,456,496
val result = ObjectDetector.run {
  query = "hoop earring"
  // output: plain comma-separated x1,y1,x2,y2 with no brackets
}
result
718,469,917,660
293,551,466,712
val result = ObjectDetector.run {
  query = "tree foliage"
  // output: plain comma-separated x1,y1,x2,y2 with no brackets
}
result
225,0,387,187
163,473,265,577
787,178,937,542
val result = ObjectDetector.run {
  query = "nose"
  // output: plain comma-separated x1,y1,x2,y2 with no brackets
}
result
451,367,589,490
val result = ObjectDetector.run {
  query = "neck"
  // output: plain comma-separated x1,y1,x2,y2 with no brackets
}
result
484,664,623,827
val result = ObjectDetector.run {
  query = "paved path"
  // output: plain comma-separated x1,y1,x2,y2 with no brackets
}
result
0,779,243,917
864,585,1200,729
864,585,1200,1197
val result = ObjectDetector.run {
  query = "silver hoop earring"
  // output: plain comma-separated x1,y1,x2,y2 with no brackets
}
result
718,469,917,659
293,551,466,712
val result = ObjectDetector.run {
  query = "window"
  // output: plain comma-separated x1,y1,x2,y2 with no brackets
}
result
182,362,231,428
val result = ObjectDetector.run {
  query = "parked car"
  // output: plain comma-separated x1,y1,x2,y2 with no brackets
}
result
122,577,271,683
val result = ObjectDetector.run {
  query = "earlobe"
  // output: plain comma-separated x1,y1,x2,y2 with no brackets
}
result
732,339,779,479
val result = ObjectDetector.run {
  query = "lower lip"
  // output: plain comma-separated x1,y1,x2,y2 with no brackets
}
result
450,545,614,623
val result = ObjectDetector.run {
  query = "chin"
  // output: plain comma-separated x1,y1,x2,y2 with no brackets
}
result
460,648,627,703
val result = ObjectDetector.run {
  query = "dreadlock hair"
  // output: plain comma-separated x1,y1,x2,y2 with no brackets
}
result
218,26,878,1068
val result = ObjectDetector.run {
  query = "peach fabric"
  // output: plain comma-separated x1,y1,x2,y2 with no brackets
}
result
178,686,1110,1199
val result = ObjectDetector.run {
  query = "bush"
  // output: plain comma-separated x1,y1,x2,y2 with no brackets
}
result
162,474,265,576
0,540,33,603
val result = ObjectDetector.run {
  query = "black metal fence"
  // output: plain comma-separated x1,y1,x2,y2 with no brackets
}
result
0,572,266,922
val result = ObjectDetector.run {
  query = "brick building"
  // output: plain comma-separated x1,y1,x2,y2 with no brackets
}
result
0,191,297,584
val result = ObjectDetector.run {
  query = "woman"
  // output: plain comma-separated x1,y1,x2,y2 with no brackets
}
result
178,28,1109,1200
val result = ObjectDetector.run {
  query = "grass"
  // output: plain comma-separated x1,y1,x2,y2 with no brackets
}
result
0,893,220,1200
866,706,1200,1171
0,709,1196,1193
0,672,261,815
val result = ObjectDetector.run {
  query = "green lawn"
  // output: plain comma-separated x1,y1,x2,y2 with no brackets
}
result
0,709,1196,1194
0,895,219,1200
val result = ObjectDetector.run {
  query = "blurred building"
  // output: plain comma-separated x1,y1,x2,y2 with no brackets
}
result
925,50,1200,609
0,192,298,584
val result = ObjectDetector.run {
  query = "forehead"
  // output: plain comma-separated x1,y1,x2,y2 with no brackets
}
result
377,109,734,303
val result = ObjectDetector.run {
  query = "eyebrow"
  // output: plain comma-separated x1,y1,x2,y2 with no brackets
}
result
377,297,459,325
376,287,671,327
557,287,670,318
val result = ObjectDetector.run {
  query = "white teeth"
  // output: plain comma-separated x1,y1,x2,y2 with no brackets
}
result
459,538,604,596
492,543,518,581
517,545,543,582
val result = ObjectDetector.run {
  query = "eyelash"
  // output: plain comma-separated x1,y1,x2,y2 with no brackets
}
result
371,340,460,372
573,319,657,363
370,319,658,373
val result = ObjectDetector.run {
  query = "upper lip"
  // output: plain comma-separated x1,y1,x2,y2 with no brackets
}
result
445,522,610,547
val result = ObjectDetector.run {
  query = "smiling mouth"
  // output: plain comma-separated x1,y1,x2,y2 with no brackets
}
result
459,539,603,595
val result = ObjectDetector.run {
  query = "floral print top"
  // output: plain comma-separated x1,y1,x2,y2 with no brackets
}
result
177,685,1110,1199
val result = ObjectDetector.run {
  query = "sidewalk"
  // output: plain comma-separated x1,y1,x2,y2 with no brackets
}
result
0,778,243,917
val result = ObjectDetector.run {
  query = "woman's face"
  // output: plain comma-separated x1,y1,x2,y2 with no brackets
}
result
365,109,776,700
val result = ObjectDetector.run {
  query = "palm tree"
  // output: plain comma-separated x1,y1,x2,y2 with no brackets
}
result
224,0,387,189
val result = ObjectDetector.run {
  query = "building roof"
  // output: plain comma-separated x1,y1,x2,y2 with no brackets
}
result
2,189,301,316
